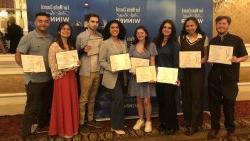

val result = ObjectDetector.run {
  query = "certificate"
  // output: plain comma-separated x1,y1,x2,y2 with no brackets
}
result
136,66,156,83
56,50,79,69
110,53,131,72
157,67,178,85
87,36,102,56
179,51,201,68
208,45,233,65
21,55,46,72
130,57,150,74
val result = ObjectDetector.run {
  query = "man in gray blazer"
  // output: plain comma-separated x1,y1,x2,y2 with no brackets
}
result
76,13,103,131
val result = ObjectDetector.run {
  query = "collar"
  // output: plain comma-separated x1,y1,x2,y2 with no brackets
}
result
186,33,202,40
34,29,49,38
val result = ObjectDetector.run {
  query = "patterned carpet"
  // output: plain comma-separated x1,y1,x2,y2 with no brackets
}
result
0,114,250,141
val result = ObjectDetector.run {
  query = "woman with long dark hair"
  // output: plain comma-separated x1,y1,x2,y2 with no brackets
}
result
48,22,79,138
99,20,127,135
154,19,180,135
179,17,208,135
129,26,157,133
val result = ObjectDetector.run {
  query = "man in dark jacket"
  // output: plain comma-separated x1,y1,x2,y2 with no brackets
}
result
5,17,23,53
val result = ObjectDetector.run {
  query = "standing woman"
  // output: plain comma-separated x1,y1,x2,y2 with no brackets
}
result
129,26,157,133
99,20,127,135
48,22,79,138
154,20,179,134
179,17,208,135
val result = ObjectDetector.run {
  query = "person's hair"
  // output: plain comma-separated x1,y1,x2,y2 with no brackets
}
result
35,12,50,19
84,13,99,22
56,22,74,50
132,26,150,48
215,16,232,24
102,20,126,40
180,17,204,36
155,19,177,46
8,16,16,25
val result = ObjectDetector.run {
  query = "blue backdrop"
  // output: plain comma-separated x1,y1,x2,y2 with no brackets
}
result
27,0,213,120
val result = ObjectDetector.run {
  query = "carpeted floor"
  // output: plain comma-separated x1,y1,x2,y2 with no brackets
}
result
0,114,250,141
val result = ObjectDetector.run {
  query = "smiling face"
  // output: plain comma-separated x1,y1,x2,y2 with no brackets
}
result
185,20,198,35
35,15,50,32
136,28,147,41
59,24,71,38
162,22,172,37
109,22,120,37
216,19,230,34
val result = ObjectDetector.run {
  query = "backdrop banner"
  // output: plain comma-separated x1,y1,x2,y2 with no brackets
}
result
27,0,213,120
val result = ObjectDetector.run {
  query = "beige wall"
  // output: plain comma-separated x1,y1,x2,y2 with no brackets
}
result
213,0,250,43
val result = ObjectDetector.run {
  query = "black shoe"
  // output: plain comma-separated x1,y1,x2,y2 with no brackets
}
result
158,124,166,134
166,129,178,135
87,120,102,128
227,131,236,141
185,127,198,136
207,129,219,140
80,124,88,132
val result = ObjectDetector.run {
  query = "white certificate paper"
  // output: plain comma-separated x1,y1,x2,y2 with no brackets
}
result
179,51,201,68
56,50,79,69
136,66,156,83
208,45,233,65
21,55,46,72
110,53,131,72
87,36,102,56
130,57,150,74
157,67,178,85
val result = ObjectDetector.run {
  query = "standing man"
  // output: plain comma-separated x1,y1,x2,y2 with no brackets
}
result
76,13,103,131
15,12,53,140
207,16,248,141
5,16,23,53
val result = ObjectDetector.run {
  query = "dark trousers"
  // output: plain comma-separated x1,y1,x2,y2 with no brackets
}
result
181,69,204,129
22,80,53,138
109,73,124,130
156,83,178,130
208,76,238,132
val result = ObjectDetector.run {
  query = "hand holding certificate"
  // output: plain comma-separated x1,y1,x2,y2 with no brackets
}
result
56,50,79,70
208,45,233,64
130,57,149,74
157,67,178,85
136,66,156,83
179,51,201,68
110,53,131,72
87,36,102,56
21,55,46,72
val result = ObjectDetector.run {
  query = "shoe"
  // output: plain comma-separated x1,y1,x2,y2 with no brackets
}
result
158,124,166,134
166,129,178,135
185,127,198,136
35,126,48,134
144,121,152,133
111,128,126,135
87,120,102,128
133,119,145,130
80,124,88,132
207,129,219,140
227,131,236,141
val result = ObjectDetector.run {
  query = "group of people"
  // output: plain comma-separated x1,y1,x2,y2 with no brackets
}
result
15,12,248,141
0,17,23,54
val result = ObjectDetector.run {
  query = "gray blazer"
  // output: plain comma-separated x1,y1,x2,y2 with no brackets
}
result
99,38,127,89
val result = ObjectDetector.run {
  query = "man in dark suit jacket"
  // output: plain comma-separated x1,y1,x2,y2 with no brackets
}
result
5,17,23,53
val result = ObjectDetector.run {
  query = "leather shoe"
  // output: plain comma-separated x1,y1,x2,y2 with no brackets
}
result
227,131,236,141
185,127,198,136
207,129,219,140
